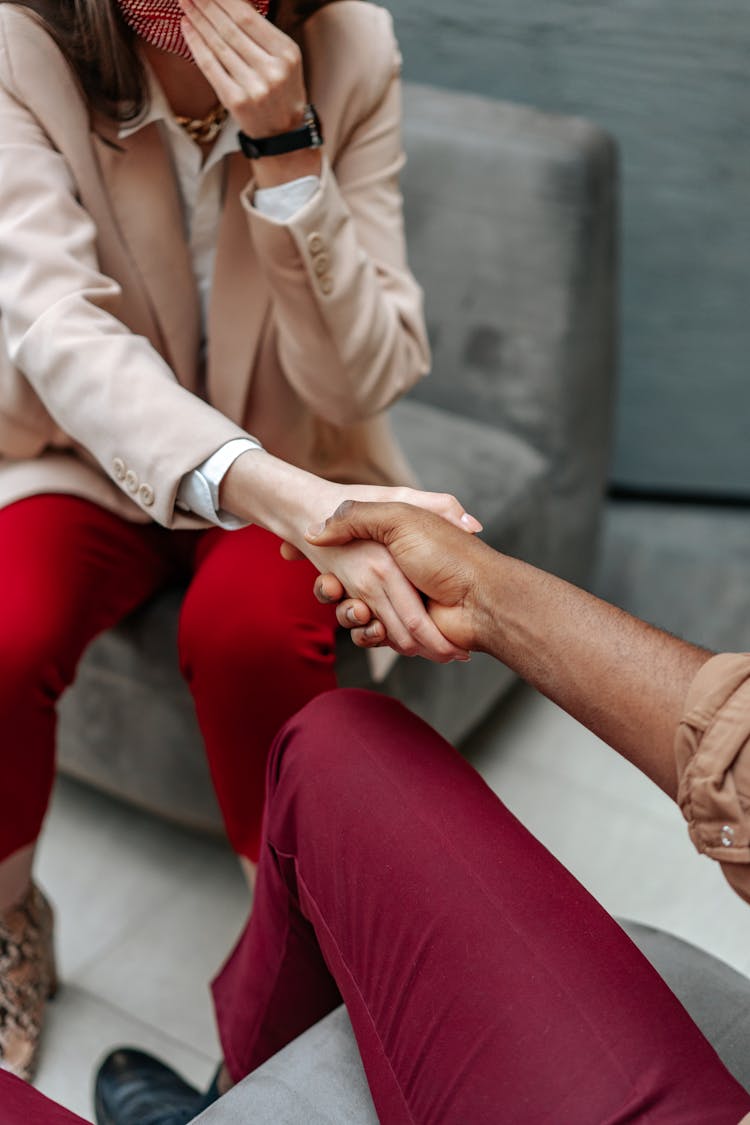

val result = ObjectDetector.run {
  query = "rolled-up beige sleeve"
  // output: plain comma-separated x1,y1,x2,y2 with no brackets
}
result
675,653,750,904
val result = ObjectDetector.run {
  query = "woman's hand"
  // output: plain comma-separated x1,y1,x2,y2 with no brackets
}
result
179,0,320,182
220,451,480,661
279,485,482,662
280,483,481,563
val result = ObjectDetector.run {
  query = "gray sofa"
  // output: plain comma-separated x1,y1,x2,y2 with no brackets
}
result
54,86,749,1122
57,82,617,831
192,921,750,1123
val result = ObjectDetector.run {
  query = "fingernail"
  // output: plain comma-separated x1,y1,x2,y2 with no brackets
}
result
461,513,483,531
364,624,380,639
306,521,325,538
458,653,471,662
346,606,359,624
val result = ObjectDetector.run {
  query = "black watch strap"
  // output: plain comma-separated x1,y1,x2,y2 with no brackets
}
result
238,104,323,160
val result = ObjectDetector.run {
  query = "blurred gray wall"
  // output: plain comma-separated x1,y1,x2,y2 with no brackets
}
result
387,0,750,498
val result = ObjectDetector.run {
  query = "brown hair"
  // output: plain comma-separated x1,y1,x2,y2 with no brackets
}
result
1,0,339,121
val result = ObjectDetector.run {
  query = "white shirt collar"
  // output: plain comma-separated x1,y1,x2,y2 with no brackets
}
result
118,60,240,168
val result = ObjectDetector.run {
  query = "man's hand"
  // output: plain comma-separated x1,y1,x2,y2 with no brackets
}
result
306,498,714,800
305,501,496,653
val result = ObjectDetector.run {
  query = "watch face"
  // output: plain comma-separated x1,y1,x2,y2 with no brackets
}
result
306,106,323,147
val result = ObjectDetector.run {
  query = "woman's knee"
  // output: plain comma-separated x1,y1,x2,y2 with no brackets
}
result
178,583,335,683
0,617,76,712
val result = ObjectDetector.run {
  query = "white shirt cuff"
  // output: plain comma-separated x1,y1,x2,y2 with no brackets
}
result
177,437,263,529
252,176,320,222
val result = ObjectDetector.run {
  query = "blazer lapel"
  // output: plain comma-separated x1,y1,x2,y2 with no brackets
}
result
206,152,270,424
91,118,201,391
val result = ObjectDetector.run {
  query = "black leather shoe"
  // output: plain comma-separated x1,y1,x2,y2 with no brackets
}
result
94,1048,221,1125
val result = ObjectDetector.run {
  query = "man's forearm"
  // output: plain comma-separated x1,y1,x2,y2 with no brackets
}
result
473,553,711,797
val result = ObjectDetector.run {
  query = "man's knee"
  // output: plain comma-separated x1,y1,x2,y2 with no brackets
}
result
267,688,411,795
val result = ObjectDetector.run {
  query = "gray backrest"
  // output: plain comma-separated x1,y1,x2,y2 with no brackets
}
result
400,83,618,580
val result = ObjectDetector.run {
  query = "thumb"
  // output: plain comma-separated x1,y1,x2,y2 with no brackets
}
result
305,499,391,547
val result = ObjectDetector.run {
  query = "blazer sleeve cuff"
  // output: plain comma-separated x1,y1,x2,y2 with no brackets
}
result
240,155,341,274
675,652,750,903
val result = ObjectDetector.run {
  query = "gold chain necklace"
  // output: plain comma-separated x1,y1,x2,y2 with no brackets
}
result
174,104,229,145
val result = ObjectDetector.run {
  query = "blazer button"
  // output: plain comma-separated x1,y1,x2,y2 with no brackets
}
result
313,254,330,277
112,457,126,481
139,483,155,507
319,276,333,296
307,232,324,255
124,469,139,493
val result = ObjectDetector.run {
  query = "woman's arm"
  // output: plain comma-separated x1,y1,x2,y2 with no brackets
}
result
220,451,478,662
183,0,430,426
0,40,246,528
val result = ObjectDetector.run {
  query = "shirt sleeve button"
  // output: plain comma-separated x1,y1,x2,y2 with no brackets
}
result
124,469,139,493
112,457,126,481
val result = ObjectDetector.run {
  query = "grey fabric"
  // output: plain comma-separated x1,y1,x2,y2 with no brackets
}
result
193,1008,377,1125
620,920,750,1094
57,83,617,830
595,500,750,654
400,87,617,588
389,0,749,497
194,923,750,1123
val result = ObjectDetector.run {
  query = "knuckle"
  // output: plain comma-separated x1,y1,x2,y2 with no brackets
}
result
370,561,388,584
266,58,286,85
403,613,423,635
283,42,301,66
332,498,355,521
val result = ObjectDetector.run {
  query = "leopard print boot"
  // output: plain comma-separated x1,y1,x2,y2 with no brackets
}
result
0,883,57,1082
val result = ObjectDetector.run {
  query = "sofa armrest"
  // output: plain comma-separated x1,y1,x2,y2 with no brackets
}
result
401,83,618,584
192,1008,376,1125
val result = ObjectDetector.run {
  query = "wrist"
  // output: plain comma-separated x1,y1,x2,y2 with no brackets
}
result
219,450,343,547
468,545,517,657
252,147,323,188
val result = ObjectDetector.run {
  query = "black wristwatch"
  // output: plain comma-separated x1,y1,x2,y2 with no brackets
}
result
238,104,323,160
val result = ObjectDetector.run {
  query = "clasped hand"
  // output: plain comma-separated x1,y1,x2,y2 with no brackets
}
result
288,500,494,662
179,0,308,138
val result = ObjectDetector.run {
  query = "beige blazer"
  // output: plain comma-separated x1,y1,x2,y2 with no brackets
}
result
0,1,429,529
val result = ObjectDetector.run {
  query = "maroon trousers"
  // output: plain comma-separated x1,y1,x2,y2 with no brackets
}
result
212,690,750,1124
2,690,749,1124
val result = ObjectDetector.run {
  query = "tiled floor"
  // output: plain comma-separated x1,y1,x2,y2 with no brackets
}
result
34,682,750,1121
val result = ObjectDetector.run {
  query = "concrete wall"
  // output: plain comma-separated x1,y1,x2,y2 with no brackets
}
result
386,0,750,497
